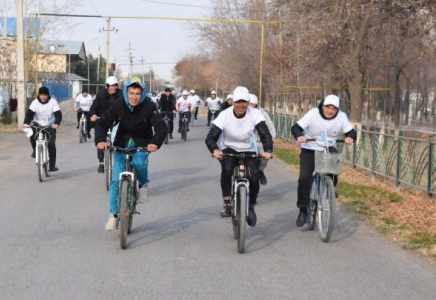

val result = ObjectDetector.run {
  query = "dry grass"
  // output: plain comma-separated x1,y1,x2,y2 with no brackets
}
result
0,123,21,133
274,139,436,258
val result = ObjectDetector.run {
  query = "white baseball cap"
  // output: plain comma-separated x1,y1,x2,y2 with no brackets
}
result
182,90,189,96
232,86,250,102
226,94,233,100
190,89,195,94
211,90,217,95
249,94,258,105
323,95,340,108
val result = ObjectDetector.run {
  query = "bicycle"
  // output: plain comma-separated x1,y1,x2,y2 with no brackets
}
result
104,127,113,191
110,145,149,249
209,109,218,128
162,113,170,144
78,111,87,143
180,112,189,141
27,125,51,182
222,152,262,253
306,138,344,242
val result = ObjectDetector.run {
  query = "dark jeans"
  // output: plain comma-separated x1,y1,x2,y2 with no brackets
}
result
178,112,190,130
194,106,199,119
297,148,338,208
30,125,57,168
219,148,260,205
207,109,220,125
161,111,174,134
77,110,91,133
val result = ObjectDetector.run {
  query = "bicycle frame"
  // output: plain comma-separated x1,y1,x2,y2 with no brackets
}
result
33,126,50,165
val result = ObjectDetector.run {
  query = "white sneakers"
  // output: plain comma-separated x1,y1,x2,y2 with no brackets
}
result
138,185,148,203
105,214,118,231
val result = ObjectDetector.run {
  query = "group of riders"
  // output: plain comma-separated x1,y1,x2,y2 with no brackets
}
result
23,75,355,232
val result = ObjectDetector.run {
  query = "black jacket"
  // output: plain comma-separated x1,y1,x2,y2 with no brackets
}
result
94,98,168,148
159,94,176,112
89,88,121,117
205,121,273,154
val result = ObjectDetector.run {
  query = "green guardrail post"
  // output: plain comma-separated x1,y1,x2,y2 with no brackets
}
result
372,133,376,176
396,133,402,187
428,140,433,197
353,126,357,168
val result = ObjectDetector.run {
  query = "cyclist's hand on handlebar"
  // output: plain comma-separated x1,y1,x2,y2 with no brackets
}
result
213,149,223,160
297,136,306,143
51,124,59,129
96,142,107,150
90,114,98,122
344,137,354,145
147,144,158,152
261,152,272,160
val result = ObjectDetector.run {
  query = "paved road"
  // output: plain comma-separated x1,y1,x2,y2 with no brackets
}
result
1,116,436,299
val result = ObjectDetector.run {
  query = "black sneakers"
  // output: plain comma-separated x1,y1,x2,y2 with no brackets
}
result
247,205,257,227
50,166,59,172
97,164,104,173
259,170,267,185
87,132,91,139
177,128,181,133
31,150,35,158
296,211,307,227
169,134,173,139
220,200,232,218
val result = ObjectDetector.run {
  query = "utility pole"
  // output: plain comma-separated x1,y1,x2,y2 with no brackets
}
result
16,0,26,128
139,56,146,82
125,42,135,78
100,18,117,79
97,46,101,82
149,65,153,92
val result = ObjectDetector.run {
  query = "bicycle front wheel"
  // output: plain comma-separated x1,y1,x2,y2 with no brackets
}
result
237,186,247,253
119,180,131,249
317,176,336,242
37,145,45,182
79,122,84,143
307,176,318,230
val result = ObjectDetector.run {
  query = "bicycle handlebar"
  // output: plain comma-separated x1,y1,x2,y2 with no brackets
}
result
108,146,150,154
305,138,345,143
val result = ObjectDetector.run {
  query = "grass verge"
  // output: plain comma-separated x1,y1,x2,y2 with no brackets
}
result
274,139,436,260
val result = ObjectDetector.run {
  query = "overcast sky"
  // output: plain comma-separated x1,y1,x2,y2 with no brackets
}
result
38,0,215,82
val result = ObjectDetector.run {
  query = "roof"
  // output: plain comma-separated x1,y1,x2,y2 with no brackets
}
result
38,40,86,60
35,72,88,82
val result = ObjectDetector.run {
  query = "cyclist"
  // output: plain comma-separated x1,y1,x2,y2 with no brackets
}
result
74,89,93,139
205,90,222,126
159,87,177,139
89,76,121,173
205,86,273,227
176,90,192,133
188,89,202,120
290,94,356,227
23,86,62,172
95,77,167,231
151,92,159,109
221,94,233,110
249,94,276,185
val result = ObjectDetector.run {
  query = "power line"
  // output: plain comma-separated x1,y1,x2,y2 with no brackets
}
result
138,0,261,12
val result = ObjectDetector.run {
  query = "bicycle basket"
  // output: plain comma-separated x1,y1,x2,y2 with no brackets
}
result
314,151,344,175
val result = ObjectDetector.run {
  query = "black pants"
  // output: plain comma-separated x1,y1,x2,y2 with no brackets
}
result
178,112,190,130
194,107,199,119
30,125,57,168
161,111,174,134
207,110,220,125
219,148,260,205
77,110,91,133
297,148,338,208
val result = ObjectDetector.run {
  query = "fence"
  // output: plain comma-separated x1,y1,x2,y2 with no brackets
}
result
270,113,436,196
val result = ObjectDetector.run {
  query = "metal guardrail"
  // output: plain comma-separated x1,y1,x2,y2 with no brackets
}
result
270,113,436,196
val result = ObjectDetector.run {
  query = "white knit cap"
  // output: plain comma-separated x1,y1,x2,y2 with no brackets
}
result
324,95,340,108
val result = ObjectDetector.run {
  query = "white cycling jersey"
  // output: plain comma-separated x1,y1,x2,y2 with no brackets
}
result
29,98,61,126
176,97,192,112
74,94,93,112
205,97,222,111
188,94,201,108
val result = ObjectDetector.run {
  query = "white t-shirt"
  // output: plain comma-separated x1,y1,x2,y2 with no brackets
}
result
188,94,201,108
297,108,353,151
29,98,61,126
205,97,222,111
74,94,93,111
213,106,265,152
176,97,192,112
151,96,159,104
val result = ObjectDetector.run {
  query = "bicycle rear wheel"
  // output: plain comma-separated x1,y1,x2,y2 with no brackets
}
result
104,150,113,191
79,122,84,143
237,186,247,253
119,180,131,249
37,145,45,182
181,121,187,141
317,176,335,242
83,125,87,142
307,176,318,230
